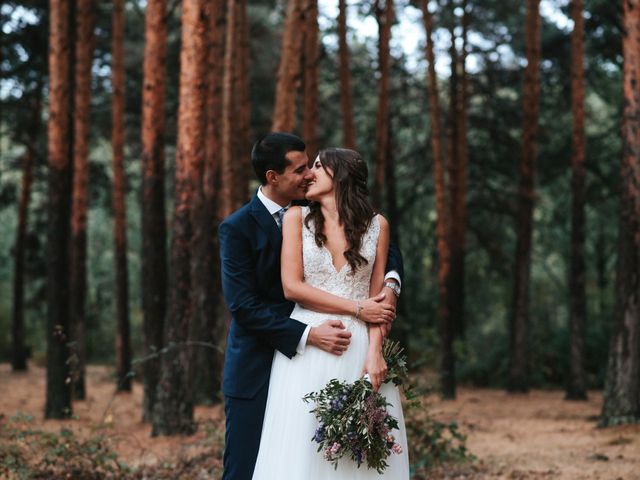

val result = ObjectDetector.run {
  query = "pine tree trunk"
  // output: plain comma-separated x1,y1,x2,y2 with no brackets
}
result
566,0,587,401
141,0,168,423
112,0,131,393
453,0,469,340
302,0,319,161
420,0,455,399
373,0,393,208
234,0,250,209
509,0,540,393
191,0,225,405
447,7,467,341
46,0,73,419
69,0,96,401
338,0,356,150
600,0,640,426
152,0,208,436
271,0,304,132
221,0,239,218
12,147,34,371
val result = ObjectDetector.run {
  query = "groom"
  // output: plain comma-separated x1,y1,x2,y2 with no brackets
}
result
219,132,403,480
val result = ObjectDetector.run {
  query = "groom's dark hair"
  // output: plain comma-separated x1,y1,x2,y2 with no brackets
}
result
251,132,306,185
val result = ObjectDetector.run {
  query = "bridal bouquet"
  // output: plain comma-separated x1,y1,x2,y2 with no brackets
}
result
302,340,410,473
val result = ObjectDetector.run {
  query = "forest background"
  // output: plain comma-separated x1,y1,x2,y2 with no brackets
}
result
1,0,639,477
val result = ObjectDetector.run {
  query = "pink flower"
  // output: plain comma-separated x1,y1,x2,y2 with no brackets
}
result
330,442,341,455
392,443,403,454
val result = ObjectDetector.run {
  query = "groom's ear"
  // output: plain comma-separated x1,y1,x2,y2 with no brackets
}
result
265,170,279,185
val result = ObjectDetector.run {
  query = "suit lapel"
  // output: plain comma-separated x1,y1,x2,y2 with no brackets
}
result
249,195,282,250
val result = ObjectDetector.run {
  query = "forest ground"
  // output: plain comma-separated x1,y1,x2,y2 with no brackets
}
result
0,363,639,479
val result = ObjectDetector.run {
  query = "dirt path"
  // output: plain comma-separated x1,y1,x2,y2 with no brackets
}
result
1,364,638,479
432,389,640,479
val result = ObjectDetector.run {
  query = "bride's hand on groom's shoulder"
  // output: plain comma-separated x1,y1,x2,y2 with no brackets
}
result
359,294,395,325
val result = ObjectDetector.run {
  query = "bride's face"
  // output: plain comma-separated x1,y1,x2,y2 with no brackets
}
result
305,156,334,201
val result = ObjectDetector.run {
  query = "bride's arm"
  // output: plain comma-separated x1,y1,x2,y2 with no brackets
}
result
281,208,394,324
364,215,390,390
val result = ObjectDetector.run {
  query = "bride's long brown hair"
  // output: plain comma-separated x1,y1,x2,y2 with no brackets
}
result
305,148,376,273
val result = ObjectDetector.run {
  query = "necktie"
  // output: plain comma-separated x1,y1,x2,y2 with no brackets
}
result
275,208,287,230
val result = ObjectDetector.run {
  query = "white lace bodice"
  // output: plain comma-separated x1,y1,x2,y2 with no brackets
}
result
290,206,380,329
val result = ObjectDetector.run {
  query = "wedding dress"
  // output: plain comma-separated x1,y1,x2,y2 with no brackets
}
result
252,207,410,479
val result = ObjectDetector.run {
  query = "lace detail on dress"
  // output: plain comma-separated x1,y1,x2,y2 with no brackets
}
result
290,206,380,329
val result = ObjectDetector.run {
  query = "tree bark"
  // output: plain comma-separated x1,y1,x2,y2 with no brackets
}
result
221,0,239,218
509,0,540,393
420,0,455,399
447,3,468,341
46,0,73,419
12,147,34,371
373,0,393,208
302,0,319,161
152,0,208,436
112,0,132,393
338,0,356,150
566,0,588,401
600,0,640,426
271,0,304,132
191,0,225,405
69,0,96,401
234,0,251,208
141,0,168,423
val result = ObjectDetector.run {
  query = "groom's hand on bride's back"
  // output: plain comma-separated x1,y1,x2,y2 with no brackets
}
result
308,320,352,355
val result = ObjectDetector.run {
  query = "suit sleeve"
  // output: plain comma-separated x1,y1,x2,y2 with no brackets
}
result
219,221,307,358
385,242,404,281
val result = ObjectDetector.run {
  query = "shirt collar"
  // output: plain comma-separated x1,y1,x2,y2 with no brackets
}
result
257,186,290,215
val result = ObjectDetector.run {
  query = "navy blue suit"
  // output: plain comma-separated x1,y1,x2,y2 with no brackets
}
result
219,194,403,480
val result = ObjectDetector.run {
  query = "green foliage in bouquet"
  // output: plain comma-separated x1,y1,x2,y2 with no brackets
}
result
303,378,400,473
303,339,411,473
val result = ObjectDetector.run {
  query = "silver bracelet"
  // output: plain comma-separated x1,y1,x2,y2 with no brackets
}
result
355,300,362,320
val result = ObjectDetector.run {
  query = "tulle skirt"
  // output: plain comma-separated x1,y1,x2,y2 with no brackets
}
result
252,307,410,479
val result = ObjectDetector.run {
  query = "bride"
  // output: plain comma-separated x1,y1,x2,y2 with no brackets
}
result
252,148,410,479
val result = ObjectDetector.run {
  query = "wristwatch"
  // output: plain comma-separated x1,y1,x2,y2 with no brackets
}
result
383,281,401,297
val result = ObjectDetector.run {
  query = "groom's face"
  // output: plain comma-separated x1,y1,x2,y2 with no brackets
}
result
273,150,313,201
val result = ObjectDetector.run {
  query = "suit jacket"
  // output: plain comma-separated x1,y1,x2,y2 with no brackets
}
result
219,194,404,399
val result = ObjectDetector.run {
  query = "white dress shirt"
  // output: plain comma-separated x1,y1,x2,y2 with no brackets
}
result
256,187,400,355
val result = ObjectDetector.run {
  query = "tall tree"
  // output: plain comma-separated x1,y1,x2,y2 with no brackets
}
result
420,0,455,399
12,147,34,371
302,0,320,160
141,0,168,422
152,0,208,436
446,2,469,341
221,0,238,218
191,0,225,405
452,0,469,340
271,0,305,132
338,0,356,149
69,0,96,401
234,0,251,208
12,88,41,372
373,0,393,208
46,0,73,419
111,0,132,393
566,0,587,401
600,0,640,426
509,0,541,393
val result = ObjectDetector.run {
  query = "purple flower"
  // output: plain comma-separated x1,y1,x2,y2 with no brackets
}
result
313,426,325,443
